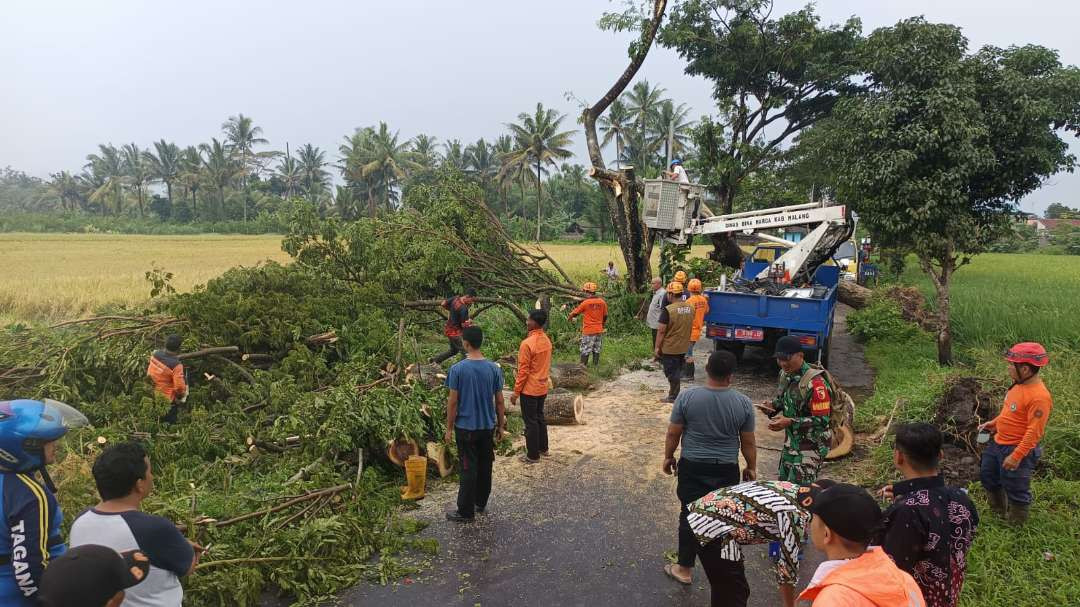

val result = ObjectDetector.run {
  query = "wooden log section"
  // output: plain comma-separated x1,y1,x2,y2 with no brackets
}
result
386,438,422,467
425,441,454,477
837,280,872,310
503,390,585,425
549,362,593,390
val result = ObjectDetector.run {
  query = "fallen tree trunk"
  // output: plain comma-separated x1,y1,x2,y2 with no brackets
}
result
503,390,585,425
549,363,593,390
178,346,240,360
404,363,446,390
837,281,872,310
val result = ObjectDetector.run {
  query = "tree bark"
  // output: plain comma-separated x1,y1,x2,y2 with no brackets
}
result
548,362,593,390
535,159,543,242
503,390,584,425
582,0,668,293
837,281,873,309
919,254,954,366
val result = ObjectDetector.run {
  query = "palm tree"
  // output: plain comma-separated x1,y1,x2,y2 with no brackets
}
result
332,184,360,220
339,127,376,216
222,114,268,221
506,102,575,241
48,171,83,212
493,134,516,217
200,138,241,219
410,134,441,171
143,140,181,211
599,98,632,168
465,138,498,197
442,139,466,171
339,123,417,216
275,155,302,199
625,80,668,172
179,146,203,220
655,100,694,164
297,144,329,204
121,143,150,217
85,144,125,215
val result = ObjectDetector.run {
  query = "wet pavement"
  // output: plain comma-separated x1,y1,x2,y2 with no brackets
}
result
343,304,872,606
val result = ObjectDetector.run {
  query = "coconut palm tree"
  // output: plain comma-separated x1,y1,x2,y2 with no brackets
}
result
338,127,376,216
493,134,516,217
48,171,83,212
465,138,498,196
200,138,241,219
222,114,268,221
178,146,203,220
410,134,441,171
121,143,150,217
275,155,302,199
331,184,361,220
85,144,125,215
507,102,575,241
655,100,694,164
143,140,181,210
297,144,329,204
625,80,668,172
442,139,466,172
599,98,632,168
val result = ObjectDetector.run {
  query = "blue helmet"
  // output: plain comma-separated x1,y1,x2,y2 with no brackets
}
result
0,399,88,473
670,158,682,166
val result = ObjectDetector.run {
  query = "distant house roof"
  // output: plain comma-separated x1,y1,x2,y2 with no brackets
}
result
1028,218,1080,230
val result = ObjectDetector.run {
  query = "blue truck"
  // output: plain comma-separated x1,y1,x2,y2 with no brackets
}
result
703,246,840,367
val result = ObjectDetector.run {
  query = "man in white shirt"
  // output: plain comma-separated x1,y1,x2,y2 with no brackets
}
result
667,158,690,183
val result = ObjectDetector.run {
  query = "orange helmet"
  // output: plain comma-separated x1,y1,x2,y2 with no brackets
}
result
1004,342,1049,367
667,281,684,295
688,278,703,293
582,281,598,293
673,271,687,283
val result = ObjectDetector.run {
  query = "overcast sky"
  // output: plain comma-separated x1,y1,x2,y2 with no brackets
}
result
3,0,1078,214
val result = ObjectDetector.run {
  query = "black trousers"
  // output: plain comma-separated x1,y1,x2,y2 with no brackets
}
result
699,540,750,607
521,394,549,460
676,458,741,568
661,353,685,399
455,427,495,518
432,336,465,364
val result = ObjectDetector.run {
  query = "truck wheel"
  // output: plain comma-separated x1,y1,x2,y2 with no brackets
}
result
716,341,745,361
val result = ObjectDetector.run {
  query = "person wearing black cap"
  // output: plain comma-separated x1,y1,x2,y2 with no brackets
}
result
684,479,835,607
39,545,150,607
800,483,926,607
757,335,835,483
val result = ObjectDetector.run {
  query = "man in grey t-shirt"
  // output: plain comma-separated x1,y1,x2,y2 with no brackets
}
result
645,277,666,344
662,350,757,586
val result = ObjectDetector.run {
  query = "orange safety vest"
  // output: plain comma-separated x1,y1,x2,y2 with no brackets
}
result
799,547,926,607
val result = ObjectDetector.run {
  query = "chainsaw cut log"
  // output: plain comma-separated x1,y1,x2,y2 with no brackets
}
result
425,441,454,477
502,390,584,425
837,281,872,310
386,438,421,467
549,363,593,390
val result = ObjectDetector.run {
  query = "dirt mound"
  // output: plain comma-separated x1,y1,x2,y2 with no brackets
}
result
883,286,938,331
933,377,1004,486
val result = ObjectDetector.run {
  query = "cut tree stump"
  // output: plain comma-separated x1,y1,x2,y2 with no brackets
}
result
404,363,447,390
503,389,585,425
837,281,872,310
386,438,421,467
425,441,454,477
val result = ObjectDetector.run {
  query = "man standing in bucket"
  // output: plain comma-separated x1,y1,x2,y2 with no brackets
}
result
978,342,1053,524
759,336,834,484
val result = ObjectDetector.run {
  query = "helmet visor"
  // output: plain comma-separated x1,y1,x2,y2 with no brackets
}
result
42,399,90,430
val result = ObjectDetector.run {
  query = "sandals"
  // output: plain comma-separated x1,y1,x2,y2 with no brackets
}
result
664,563,692,585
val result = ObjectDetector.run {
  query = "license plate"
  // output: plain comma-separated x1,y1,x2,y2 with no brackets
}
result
734,328,763,341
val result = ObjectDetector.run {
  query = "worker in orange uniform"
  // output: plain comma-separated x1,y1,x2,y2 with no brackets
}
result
147,334,187,424
684,278,710,381
673,270,689,300
510,310,553,464
568,282,608,367
978,342,1053,524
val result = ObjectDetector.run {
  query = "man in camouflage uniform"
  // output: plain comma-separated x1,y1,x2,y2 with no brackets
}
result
759,336,834,483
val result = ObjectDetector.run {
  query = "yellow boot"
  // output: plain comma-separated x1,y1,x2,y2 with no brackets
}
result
400,455,427,500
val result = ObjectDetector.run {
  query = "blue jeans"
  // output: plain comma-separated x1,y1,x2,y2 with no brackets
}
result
980,441,1041,505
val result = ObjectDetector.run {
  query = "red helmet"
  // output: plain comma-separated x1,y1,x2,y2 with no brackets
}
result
1004,342,1049,367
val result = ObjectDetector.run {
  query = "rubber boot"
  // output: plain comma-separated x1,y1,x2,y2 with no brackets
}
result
1007,501,1030,525
580,354,589,365
591,352,600,367
400,455,427,500
987,488,1008,517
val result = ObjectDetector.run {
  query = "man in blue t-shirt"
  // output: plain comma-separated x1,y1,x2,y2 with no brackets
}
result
444,326,506,522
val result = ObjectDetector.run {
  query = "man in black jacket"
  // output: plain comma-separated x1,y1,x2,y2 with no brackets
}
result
876,422,979,607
